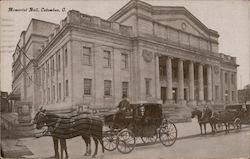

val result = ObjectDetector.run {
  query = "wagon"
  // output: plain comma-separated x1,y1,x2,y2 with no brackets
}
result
225,104,246,129
103,102,177,154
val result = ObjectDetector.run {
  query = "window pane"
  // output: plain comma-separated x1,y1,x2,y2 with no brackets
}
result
122,82,128,98
83,47,91,65
64,48,68,67
84,79,92,95
104,50,111,67
145,78,151,96
121,53,128,69
104,80,111,96
66,80,69,97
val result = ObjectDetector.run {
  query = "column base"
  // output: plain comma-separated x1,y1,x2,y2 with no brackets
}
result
177,99,186,106
197,100,206,106
164,99,174,104
206,100,213,105
187,100,196,107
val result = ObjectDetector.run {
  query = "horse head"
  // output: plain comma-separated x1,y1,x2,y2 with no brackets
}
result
33,107,47,129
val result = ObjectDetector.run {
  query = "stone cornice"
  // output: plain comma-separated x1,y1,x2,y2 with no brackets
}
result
108,0,219,38
133,36,236,66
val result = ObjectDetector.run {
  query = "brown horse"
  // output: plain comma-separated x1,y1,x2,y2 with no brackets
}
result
210,110,237,134
191,109,211,135
33,108,104,158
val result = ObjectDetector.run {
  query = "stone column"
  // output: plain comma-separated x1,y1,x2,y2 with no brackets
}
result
155,54,160,99
228,72,232,103
178,59,184,103
188,61,195,104
166,56,173,103
221,70,225,103
207,65,212,103
198,63,204,103
235,72,238,103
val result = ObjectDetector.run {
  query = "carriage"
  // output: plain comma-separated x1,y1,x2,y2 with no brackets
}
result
224,104,248,129
102,102,177,154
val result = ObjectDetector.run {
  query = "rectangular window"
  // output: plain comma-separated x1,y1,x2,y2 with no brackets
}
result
47,62,50,78
84,79,92,95
52,85,55,101
65,80,69,97
51,58,55,76
225,90,228,103
42,67,45,81
122,82,129,98
104,50,111,68
104,80,112,96
57,53,61,72
215,85,219,100
231,73,234,84
47,87,50,103
225,72,228,83
145,78,151,96
121,53,128,69
83,47,91,65
64,47,68,67
232,91,234,101
58,83,61,100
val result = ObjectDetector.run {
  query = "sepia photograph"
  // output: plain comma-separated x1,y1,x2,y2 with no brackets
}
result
0,0,249,158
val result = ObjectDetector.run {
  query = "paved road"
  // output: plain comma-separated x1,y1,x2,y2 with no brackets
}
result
22,127,250,159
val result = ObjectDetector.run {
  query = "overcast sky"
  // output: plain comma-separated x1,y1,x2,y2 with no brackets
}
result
0,0,249,92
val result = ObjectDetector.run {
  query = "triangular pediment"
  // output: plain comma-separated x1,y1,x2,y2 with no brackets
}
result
152,6,217,38
108,0,219,38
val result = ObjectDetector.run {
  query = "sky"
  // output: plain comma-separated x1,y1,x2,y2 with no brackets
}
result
0,0,249,92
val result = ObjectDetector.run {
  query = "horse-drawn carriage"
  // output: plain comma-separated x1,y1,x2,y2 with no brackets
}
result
102,102,177,154
224,104,248,128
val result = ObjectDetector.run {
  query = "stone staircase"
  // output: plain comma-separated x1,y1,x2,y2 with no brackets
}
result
162,104,192,123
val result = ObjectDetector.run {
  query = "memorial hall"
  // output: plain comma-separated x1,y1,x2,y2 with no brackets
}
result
10,0,238,120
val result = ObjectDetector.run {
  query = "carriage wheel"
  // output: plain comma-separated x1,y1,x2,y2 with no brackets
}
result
116,129,135,154
103,130,117,151
159,121,177,147
234,118,241,130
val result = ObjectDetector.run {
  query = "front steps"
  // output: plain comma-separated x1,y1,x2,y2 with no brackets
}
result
163,104,192,123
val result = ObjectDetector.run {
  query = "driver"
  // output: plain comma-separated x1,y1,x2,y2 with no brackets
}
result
115,96,130,119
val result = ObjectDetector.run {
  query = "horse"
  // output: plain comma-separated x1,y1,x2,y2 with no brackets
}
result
191,108,212,135
210,109,243,134
33,108,104,158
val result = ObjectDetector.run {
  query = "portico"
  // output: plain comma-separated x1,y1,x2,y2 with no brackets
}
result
159,55,223,107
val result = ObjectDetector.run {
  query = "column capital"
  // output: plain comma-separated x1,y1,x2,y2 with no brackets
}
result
154,52,161,57
178,58,185,62
167,55,174,59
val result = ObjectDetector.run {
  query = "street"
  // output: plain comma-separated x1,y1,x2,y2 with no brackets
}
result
21,127,250,159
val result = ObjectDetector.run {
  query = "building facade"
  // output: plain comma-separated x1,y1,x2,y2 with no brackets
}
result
11,0,238,119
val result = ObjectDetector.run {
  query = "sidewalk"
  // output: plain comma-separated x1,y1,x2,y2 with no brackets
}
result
1,119,249,158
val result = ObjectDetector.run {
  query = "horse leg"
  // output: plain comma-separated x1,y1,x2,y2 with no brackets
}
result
210,122,214,135
92,136,99,158
199,123,203,135
60,139,64,159
64,139,69,158
204,123,207,135
96,132,105,154
82,136,90,156
224,122,228,134
61,139,68,159
52,137,59,159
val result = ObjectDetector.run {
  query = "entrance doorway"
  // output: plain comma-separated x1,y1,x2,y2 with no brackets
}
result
173,88,177,104
161,87,166,103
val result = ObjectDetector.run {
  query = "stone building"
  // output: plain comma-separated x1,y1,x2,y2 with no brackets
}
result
11,0,238,120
